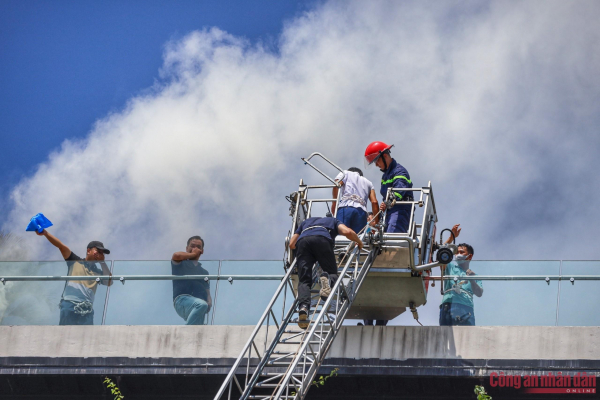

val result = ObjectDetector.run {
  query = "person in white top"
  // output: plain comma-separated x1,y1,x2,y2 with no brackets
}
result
332,167,379,234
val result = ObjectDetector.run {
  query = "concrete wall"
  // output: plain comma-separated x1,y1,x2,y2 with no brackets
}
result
2,325,599,360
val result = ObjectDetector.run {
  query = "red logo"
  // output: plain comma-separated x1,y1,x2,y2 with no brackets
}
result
489,372,596,394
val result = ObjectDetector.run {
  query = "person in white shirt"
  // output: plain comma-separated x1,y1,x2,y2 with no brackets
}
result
332,167,379,234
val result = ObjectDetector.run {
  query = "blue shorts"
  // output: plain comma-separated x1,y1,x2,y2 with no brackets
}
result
337,206,367,234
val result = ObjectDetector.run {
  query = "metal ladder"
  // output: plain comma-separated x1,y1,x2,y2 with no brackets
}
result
213,236,380,400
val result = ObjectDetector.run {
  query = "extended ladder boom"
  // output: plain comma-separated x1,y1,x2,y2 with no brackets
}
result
213,237,379,400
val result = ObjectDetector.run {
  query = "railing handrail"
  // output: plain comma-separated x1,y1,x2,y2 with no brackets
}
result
0,274,285,282
0,259,284,262
2,259,600,262
432,275,600,280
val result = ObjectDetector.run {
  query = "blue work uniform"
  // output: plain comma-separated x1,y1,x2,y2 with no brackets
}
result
380,158,413,233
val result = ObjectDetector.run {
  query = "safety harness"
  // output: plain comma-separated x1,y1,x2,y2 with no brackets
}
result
340,193,367,208
301,225,330,234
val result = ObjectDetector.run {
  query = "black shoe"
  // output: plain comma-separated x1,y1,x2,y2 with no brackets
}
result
298,306,309,330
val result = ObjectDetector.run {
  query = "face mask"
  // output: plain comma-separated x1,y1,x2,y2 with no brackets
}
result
454,254,470,267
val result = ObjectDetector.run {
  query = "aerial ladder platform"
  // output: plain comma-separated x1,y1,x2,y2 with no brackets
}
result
213,153,454,400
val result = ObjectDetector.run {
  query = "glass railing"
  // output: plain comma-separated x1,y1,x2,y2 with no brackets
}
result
445,260,560,326
0,261,110,326
0,260,598,326
0,259,289,326
212,261,289,326
103,260,220,325
557,261,600,326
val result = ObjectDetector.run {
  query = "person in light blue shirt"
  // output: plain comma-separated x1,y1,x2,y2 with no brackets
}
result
439,225,483,326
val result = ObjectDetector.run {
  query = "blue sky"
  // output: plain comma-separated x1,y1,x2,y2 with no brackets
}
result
0,0,308,208
1,1,599,263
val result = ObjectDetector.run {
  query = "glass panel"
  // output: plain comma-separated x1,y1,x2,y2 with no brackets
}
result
213,261,287,325
389,261,561,326
0,260,110,326
104,260,220,325
558,261,600,326
464,261,560,326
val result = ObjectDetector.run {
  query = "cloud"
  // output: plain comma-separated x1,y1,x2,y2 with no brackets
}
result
3,0,600,264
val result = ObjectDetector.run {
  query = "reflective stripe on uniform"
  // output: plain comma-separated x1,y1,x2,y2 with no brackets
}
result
381,175,412,185
393,192,403,200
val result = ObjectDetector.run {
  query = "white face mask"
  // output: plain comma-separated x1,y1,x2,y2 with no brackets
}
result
454,253,470,267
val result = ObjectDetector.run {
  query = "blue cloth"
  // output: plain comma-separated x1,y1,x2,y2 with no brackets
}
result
295,217,341,242
337,206,367,234
26,213,53,233
439,302,475,326
59,300,94,325
174,294,208,325
380,159,412,233
441,261,483,308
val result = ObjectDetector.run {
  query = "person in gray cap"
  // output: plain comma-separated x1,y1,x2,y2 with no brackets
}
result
37,229,112,325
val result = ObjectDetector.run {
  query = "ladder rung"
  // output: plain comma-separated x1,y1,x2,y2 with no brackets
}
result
261,372,303,376
290,319,329,326
279,333,331,341
266,361,311,366
289,319,328,323
275,341,323,345
255,383,303,388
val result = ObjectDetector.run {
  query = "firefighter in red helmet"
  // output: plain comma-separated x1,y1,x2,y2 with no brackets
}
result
364,141,413,234
363,141,413,327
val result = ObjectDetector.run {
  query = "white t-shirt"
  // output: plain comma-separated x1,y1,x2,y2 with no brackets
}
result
334,170,374,212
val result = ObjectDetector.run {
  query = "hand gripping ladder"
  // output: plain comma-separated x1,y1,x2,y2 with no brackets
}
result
213,234,380,400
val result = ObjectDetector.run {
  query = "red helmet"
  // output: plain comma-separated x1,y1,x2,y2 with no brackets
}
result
364,141,394,167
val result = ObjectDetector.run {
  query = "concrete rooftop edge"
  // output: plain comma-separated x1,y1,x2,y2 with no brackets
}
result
1,325,598,360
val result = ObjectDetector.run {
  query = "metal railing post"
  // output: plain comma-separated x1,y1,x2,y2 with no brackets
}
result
555,259,563,326
101,260,114,326
211,260,222,325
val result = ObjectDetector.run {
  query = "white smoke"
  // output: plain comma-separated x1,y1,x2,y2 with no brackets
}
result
3,0,600,263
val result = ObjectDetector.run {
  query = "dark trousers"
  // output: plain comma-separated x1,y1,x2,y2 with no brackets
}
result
385,207,410,233
296,235,338,309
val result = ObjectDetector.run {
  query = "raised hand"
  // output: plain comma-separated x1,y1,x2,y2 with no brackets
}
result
451,224,461,239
